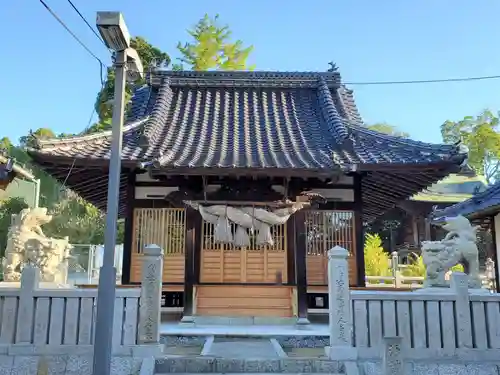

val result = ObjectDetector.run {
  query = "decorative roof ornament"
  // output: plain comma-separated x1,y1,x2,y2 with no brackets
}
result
327,61,339,72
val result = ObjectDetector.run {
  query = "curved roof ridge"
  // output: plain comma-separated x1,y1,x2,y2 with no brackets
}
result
430,180,500,220
316,76,349,143
343,119,463,152
149,70,342,88
29,117,149,151
336,85,363,124
138,78,174,148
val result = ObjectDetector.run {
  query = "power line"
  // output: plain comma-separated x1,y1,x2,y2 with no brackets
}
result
66,0,108,48
38,0,107,69
344,74,500,86
37,0,500,87
111,71,500,86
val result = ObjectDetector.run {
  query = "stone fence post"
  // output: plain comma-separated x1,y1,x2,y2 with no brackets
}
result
16,265,40,343
451,272,472,348
138,244,164,345
382,336,404,375
326,246,358,370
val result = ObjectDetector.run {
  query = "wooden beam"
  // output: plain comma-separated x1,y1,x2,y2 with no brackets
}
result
132,199,175,208
121,172,136,285
294,210,308,320
354,174,366,287
183,208,198,317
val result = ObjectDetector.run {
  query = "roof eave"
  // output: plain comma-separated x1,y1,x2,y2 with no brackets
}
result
0,155,35,181
28,117,149,152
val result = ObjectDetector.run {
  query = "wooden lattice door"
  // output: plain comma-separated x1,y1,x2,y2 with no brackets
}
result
200,220,288,284
305,210,357,285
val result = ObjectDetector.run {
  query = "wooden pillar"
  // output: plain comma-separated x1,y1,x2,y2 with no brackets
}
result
294,210,309,323
354,174,365,287
181,207,200,323
411,215,419,246
491,215,500,293
286,214,297,286
424,216,432,241
121,172,135,285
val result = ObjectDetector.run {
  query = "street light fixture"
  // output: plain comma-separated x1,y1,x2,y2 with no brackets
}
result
93,12,143,375
96,12,130,51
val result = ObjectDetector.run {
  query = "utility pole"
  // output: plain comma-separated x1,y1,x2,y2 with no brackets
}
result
93,12,144,374
91,49,127,375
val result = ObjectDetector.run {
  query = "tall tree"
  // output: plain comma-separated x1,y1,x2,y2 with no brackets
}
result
42,195,123,245
89,37,171,133
175,14,255,71
19,128,56,148
441,110,500,184
0,137,12,151
366,123,409,138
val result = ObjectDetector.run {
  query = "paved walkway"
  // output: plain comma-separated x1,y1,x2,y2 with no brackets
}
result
207,338,279,359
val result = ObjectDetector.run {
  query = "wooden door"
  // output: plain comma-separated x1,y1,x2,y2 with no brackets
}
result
130,208,186,283
305,210,357,285
200,221,288,284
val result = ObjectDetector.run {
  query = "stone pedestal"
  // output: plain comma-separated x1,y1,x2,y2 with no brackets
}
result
138,244,164,345
326,246,358,373
382,336,404,375
327,246,352,349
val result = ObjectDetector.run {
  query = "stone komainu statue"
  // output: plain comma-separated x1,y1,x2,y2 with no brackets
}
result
2,207,72,283
421,215,481,289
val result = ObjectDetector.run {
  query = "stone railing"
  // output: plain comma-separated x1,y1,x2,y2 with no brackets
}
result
327,246,500,367
0,244,164,374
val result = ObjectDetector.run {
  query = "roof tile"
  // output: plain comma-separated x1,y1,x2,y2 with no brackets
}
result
29,71,465,173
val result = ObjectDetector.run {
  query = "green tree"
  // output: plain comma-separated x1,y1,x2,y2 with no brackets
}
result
19,128,56,148
0,137,12,151
41,194,124,245
43,196,105,244
175,14,255,71
364,233,391,276
89,37,171,133
441,110,500,184
366,123,409,138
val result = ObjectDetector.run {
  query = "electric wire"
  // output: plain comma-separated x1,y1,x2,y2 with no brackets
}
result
38,0,107,69
66,0,107,48
344,74,500,86
37,0,500,87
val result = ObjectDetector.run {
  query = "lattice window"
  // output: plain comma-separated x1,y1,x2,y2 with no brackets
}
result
133,208,185,255
202,221,286,252
305,210,355,256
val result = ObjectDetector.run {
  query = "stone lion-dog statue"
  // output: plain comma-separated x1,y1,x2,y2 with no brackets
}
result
2,207,72,283
421,215,481,289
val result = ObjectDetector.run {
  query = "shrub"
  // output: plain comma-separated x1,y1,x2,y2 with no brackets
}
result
402,255,464,277
364,233,391,276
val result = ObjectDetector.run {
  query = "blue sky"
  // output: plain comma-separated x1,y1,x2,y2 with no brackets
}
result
2,0,500,145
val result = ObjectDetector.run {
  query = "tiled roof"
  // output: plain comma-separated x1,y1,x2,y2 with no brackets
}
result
411,174,487,203
26,70,468,219
431,181,500,221
29,70,465,172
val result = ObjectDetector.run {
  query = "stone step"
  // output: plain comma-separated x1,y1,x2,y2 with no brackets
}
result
154,357,344,373
206,338,280,359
